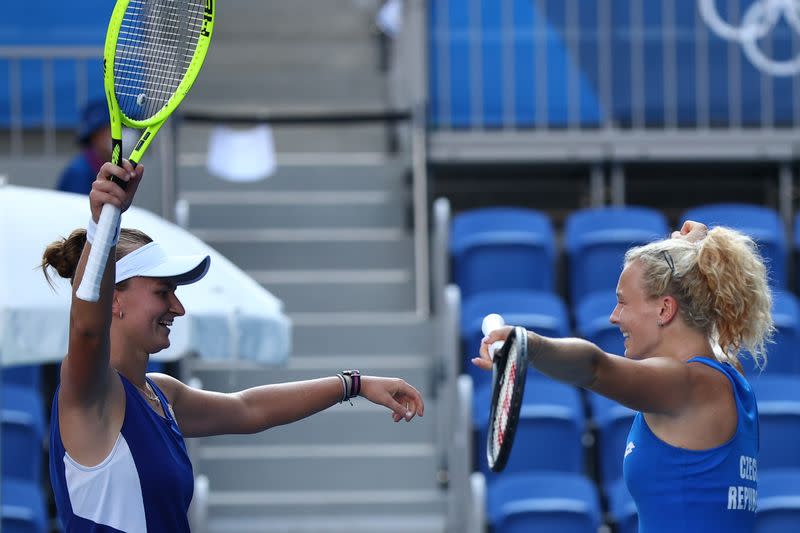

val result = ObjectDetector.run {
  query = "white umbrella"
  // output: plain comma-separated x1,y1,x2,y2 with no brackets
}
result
0,184,291,366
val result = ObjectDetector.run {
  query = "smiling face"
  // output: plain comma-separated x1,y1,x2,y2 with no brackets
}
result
114,277,185,354
609,260,664,359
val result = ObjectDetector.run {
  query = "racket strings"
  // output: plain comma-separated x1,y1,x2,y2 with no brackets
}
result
490,354,518,459
115,0,206,121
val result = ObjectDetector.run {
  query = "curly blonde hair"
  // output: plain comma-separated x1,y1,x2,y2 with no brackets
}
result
624,227,774,371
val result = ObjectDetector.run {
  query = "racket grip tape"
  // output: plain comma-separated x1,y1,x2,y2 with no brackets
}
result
75,203,122,302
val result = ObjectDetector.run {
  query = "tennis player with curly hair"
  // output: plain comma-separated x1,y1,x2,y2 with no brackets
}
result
475,220,772,531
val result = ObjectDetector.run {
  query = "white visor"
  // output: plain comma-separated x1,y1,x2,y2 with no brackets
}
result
115,242,210,285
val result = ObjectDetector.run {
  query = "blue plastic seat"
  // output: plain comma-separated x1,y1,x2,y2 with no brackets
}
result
473,376,585,479
487,472,601,533
461,290,570,389
2,365,41,389
564,207,668,306
793,213,800,293
742,290,800,376
683,203,787,288
2,385,45,482
574,289,625,356
757,469,800,533
749,376,800,471
450,207,556,299
2,478,48,533
606,477,638,533
587,391,636,487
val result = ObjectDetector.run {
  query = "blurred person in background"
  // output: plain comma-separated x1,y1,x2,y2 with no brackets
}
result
42,161,425,532
475,221,771,532
56,99,112,194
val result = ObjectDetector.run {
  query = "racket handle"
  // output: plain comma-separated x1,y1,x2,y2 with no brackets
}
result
76,203,122,302
481,313,506,360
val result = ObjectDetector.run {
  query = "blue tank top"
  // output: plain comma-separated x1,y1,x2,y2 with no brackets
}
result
50,374,194,532
623,356,759,532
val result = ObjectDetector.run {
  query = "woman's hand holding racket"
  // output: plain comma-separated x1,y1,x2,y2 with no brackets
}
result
89,161,143,223
471,314,513,372
360,376,425,423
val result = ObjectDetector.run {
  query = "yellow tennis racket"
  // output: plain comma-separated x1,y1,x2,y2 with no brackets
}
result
77,0,215,301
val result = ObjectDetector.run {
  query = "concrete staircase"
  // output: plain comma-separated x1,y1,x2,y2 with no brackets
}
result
188,0,390,109
175,1,446,531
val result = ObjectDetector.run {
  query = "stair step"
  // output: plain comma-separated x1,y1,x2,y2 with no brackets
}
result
213,0,380,41
248,269,409,284
184,192,407,229
188,75,388,113
208,41,379,71
176,118,399,154
266,280,415,313
288,317,432,355
177,158,406,191
197,451,439,492
195,400,435,447
192,227,404,242
207,508,446,533
204,235,413,271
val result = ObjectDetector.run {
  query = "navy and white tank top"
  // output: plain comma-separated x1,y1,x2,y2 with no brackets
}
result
623,356,759,532
50,374,194,532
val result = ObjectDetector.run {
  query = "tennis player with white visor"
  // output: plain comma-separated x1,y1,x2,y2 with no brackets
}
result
43,161,425,532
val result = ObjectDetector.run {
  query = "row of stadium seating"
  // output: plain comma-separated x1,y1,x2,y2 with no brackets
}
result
461,287,800,390
483,469,800,532
451,204,793,303
452,204,800,531
428,0,799,128
471,374,800,481
2,367,48,533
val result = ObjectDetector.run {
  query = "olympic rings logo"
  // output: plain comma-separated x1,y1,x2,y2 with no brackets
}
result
699,0,800,76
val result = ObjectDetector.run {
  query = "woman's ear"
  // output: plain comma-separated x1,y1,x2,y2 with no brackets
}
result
111,292,122,320
659,295,678,326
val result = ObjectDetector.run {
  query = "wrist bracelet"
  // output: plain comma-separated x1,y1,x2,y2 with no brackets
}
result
336,373,347,404
341,370,361,401
86,216,121,247
343,373,352,402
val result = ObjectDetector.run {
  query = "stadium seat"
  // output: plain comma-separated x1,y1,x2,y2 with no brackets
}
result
683,203,787,288
564,207,669,306
2,365,41,390
473,376,585,479
574,289,625,356
588,391,636,487
487,472,601,533
757,469,800,533
606,477,638,533
2,477,48,533
450,207,556,299
2,384,45,482
793,212,800,293
749,376,800,471
461,290,570,389
742,290,800,376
